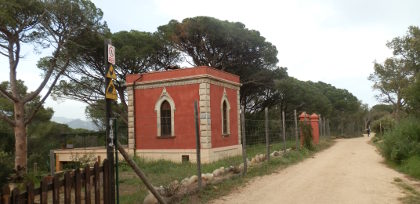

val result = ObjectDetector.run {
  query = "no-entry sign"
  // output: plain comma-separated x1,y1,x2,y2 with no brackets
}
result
108,44,115,65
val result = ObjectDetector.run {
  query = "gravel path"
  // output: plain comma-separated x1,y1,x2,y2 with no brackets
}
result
211,136,408,204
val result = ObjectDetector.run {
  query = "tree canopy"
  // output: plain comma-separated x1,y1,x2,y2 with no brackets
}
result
53,29,180,125
369,26,420,119
158,16,280,105
0,0,105,170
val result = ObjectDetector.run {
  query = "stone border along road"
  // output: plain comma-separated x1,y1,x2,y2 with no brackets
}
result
211,136,419,204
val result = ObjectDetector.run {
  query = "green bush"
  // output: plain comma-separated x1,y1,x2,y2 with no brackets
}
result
400,155,420,179
300,122,314,150
380,117,420,164
371,114,395,136
0,151,13,187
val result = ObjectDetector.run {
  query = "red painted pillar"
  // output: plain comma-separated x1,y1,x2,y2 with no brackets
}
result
310,113,319,144
298,112,309,146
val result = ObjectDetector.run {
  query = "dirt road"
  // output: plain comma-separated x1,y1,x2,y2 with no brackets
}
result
211,136,408,204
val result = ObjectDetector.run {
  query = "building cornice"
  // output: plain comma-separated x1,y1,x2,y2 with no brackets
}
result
127,74,241,90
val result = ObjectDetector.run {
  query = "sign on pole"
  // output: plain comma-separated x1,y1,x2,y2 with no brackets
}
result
108,44,115,65
106,80,118,100
104,39,116,204
106,64,117,79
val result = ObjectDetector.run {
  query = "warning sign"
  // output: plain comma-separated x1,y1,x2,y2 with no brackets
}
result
106,64,117,79
106,80,117,100
108,44,115,65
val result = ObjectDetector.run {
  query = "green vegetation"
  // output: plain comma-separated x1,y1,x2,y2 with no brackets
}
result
393,178,420,204
369,25,420,183
369,26,420,120
300,123,314,150
0,81,103,186
400,156,420,179
0,0,105,171
1,0,368,195
379,118,420,164
374,118,420,179
118,138,333,203
182,138,333,203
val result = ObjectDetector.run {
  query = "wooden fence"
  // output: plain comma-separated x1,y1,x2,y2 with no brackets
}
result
1,159,111,204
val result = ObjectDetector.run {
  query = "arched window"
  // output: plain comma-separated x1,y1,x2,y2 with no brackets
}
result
221,88,231,135
160,100,171,136
222,101,228,134
155,87,175,137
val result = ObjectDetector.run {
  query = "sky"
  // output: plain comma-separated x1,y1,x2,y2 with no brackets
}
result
1,0,420,120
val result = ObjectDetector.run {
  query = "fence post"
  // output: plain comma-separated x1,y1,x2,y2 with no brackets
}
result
265,107,270,162
75,168,82,204
53,175,60,204
241,106,247,176
327,119,330,137
294,110,299,150
26,182,34,204
319,114,322,137
64,171,72,204
94,162,100,204
85,165,92,204
11,188,19,204
194,101,202,190
103,159,110,204
34,162,38,175
50,150,55,175
2,185,10,204
380,121,382,135
40,177,48,204
282,111,286,152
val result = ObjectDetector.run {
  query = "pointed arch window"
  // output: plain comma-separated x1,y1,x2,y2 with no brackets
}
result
155,88,175,137
221,88,231,136
160,101,171,136
222,101,228,134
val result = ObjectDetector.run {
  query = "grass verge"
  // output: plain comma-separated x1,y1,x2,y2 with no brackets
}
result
393,178,420,204
372,136,420,204
371,136,420,180
118,138,334,203
181,138,334,203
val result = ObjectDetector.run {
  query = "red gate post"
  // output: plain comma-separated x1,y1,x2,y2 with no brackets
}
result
310,113,320,144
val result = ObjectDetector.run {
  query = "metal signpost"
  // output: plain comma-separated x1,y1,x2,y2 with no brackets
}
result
105,39,117,204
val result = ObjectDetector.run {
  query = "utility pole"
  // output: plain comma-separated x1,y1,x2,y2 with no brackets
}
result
105,39,117,204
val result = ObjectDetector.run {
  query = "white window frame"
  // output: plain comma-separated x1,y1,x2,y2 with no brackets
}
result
221,88,231,135
155,87,175,137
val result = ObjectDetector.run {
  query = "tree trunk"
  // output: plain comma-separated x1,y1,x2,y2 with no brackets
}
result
395,97,401,122
14,102,27,171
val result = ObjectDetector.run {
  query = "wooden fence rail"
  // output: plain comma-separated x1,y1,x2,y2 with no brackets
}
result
1,159,109,204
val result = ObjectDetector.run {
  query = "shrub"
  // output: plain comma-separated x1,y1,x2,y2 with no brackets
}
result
380,117,420,164
371,114,395,136
400,155,420,179
0,151,14,187
300,122,314,150
63,153,97,170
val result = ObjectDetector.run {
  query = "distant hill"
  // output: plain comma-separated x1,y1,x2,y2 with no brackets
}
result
52,117,99,131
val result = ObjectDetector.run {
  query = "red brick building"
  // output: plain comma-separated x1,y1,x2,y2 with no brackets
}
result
125,66,242,163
